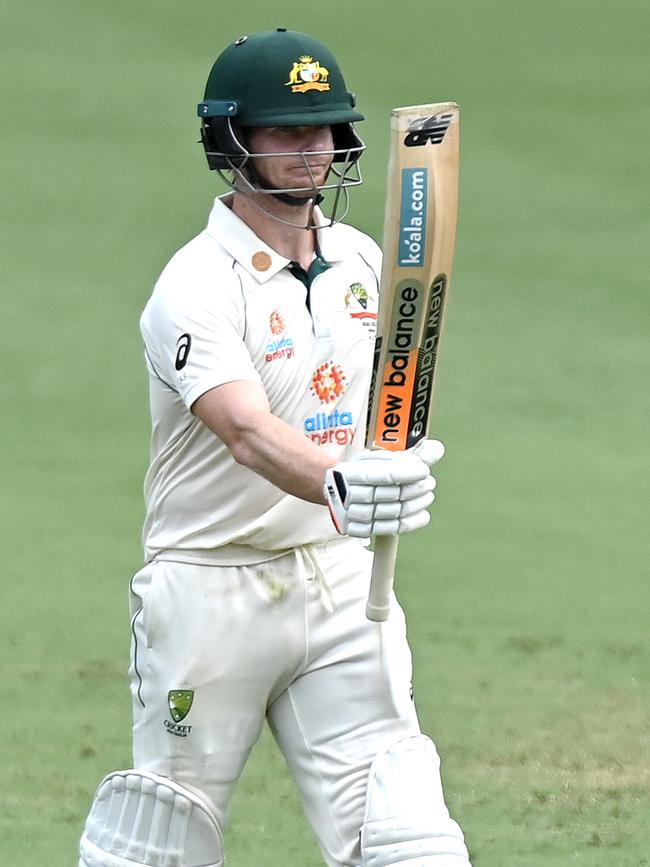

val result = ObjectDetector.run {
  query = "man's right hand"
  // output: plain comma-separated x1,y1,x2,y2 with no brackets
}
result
324,439,444,538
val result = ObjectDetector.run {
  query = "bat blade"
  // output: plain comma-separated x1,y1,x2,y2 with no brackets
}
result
365,103,460,622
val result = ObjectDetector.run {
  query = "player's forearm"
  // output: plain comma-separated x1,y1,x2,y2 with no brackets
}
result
192,383,335,504
227,412,335,504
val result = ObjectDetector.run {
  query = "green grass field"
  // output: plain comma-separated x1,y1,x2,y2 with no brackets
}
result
2,0,649,864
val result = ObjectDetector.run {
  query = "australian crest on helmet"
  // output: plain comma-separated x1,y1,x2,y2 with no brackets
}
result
286,56,331,93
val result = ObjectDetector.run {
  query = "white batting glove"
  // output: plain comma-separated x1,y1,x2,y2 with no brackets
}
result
324,439,444,538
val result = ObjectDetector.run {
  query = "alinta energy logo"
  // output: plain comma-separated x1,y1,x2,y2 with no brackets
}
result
269,310,285,335
265,309,294,363
311,361,347,403
164,689,194,738
306,361,355,446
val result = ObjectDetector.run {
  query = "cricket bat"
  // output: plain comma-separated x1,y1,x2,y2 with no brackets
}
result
365,103,460,622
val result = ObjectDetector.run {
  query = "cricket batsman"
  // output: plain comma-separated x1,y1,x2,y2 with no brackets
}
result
78,28,472,867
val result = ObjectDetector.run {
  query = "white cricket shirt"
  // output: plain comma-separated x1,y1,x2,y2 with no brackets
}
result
140,196,381,563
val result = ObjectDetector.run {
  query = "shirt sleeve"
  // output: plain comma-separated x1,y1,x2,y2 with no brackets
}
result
140,269,262,410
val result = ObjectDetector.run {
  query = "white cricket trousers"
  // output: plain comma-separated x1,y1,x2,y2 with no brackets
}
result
129,537,422,866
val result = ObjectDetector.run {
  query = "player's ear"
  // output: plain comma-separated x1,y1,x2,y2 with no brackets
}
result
200,118,248,170
331,123,364,163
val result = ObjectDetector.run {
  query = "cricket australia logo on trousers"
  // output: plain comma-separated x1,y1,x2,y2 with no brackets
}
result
164,689,194,737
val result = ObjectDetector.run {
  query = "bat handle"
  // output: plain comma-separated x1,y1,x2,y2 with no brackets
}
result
366,535,399,621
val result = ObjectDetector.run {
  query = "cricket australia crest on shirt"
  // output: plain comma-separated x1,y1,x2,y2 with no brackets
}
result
345,282,377,338
265,309,294,363
164,689,194,737
305,361,355,446
286,56,331,93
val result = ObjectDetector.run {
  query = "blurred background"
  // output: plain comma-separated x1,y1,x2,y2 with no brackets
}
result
2,0,648,863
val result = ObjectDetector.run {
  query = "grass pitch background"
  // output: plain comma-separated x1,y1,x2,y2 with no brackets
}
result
2,0,648,864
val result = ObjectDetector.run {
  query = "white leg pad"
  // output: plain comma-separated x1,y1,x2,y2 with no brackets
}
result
360,735,472,866
79,769,224,867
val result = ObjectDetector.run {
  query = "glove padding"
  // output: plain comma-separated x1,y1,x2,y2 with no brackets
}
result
324,439,444,537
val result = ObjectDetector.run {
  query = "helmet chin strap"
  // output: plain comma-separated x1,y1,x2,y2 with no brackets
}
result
274,190,325,207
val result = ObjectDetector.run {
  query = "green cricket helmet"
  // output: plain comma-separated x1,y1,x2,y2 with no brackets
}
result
197,28,365,171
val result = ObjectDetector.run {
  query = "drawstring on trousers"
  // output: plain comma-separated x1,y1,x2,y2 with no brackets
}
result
302,545,337,614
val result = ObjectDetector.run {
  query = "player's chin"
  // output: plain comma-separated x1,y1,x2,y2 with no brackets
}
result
288,177,326,190
289,164,330,184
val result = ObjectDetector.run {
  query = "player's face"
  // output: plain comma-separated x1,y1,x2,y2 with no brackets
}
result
246,126,335,191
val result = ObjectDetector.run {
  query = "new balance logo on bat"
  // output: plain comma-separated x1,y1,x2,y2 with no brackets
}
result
404,112,454,147
406,274,447,447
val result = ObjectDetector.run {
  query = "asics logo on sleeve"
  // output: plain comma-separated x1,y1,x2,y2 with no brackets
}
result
175,333,192,370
